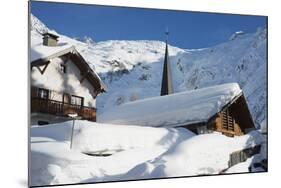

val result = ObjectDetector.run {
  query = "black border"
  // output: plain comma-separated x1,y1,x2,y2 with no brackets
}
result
28,1,269,187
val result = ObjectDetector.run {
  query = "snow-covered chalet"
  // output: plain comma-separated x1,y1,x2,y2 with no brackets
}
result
30,32,106,125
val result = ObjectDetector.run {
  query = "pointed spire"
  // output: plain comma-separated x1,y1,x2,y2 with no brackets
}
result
161,28,174,96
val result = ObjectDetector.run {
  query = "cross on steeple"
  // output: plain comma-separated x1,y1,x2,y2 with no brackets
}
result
165,27,169,42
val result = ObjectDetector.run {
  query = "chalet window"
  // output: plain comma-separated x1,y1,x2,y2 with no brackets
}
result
37,88,49,99
60,63,67,73
71,95,84,106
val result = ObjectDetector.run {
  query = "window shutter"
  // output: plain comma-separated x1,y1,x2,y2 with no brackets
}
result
222,108,234,131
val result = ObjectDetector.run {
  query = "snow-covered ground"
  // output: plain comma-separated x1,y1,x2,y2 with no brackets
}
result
30,121,265,186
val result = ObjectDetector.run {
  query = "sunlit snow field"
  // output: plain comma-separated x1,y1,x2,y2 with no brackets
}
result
30,121,266,186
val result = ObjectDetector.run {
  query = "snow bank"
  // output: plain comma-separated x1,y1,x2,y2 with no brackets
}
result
72,121,194,154
30,121,265,186
30,120,195,186
99,83,241,127
123,130,264,180
31,121,73,141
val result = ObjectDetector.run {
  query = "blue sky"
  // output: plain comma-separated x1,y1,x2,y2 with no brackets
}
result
31,1,267,49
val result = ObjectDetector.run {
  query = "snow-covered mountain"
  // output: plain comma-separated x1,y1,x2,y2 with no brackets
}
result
30,14,267,128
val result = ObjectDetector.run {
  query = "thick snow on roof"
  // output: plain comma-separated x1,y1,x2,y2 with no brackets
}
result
99,83,242,127
30,31,73,62
30,31,107,92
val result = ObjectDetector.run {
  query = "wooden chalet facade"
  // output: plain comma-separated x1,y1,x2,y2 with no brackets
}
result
30,33,106,125
180,93,255,137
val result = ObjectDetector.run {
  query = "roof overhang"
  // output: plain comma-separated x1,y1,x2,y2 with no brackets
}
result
31,46,106,95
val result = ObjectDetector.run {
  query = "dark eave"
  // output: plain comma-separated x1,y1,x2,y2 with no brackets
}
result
69,50,107,93
206,91,255,128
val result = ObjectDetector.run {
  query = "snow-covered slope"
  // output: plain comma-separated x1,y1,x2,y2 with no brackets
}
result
30,14,267,128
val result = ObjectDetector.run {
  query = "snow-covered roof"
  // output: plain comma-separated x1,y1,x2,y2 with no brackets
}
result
30,37,73,62
99,83,242,127
30,32,107,92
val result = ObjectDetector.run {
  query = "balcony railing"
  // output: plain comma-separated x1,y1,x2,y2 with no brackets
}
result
31,97,96,121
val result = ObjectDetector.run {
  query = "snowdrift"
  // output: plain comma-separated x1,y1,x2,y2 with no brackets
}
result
30,121,264,186
71,121,194,154
123,131,265,180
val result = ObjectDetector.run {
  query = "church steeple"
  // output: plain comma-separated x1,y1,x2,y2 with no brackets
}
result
160,28,174,96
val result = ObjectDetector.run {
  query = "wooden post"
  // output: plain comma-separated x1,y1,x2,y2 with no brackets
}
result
70,118,75,149
68,113,78,149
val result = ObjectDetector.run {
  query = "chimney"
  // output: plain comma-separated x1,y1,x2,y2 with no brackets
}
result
42,32,59,46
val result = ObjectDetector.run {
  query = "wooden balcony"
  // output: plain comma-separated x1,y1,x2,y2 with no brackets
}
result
31,97,96,121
